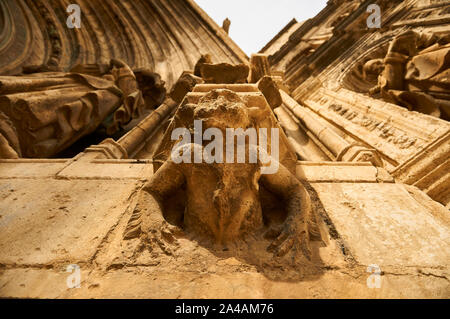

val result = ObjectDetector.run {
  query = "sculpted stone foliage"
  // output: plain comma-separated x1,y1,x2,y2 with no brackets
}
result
0,59,166,158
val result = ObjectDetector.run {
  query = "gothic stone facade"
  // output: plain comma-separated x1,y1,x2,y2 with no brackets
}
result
0,0,449,298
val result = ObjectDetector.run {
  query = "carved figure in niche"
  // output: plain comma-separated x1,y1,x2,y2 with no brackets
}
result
363,30,450,120
0,59,166,158
123,90,320,260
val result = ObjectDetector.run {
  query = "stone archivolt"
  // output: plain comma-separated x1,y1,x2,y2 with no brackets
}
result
0,0,247,86
0,0,247,159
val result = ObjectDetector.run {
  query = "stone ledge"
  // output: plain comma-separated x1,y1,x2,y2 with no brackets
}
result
296,161,387,183
0,160,70,179
55,160,154,180
0,159,389,183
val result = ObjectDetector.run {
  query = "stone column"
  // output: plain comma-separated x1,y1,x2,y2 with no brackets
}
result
280,90,383,167
118,98,178,158
274,106,330,161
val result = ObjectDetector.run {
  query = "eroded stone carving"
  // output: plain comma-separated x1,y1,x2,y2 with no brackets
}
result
257,76,283,109
0,59,166,158
200,63,250,84
328,103,417,149
250,54,272,83
222,18,231,34
194,54,213,77
124,89,320,260
364,30,450,120
169,72,204,103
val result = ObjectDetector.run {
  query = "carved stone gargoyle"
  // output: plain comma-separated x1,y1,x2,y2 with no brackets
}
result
123,83,323,260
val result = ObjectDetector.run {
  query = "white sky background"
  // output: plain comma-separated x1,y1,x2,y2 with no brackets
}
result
195,0,328,55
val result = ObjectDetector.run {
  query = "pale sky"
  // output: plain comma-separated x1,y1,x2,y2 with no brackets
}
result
195,0,328,55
